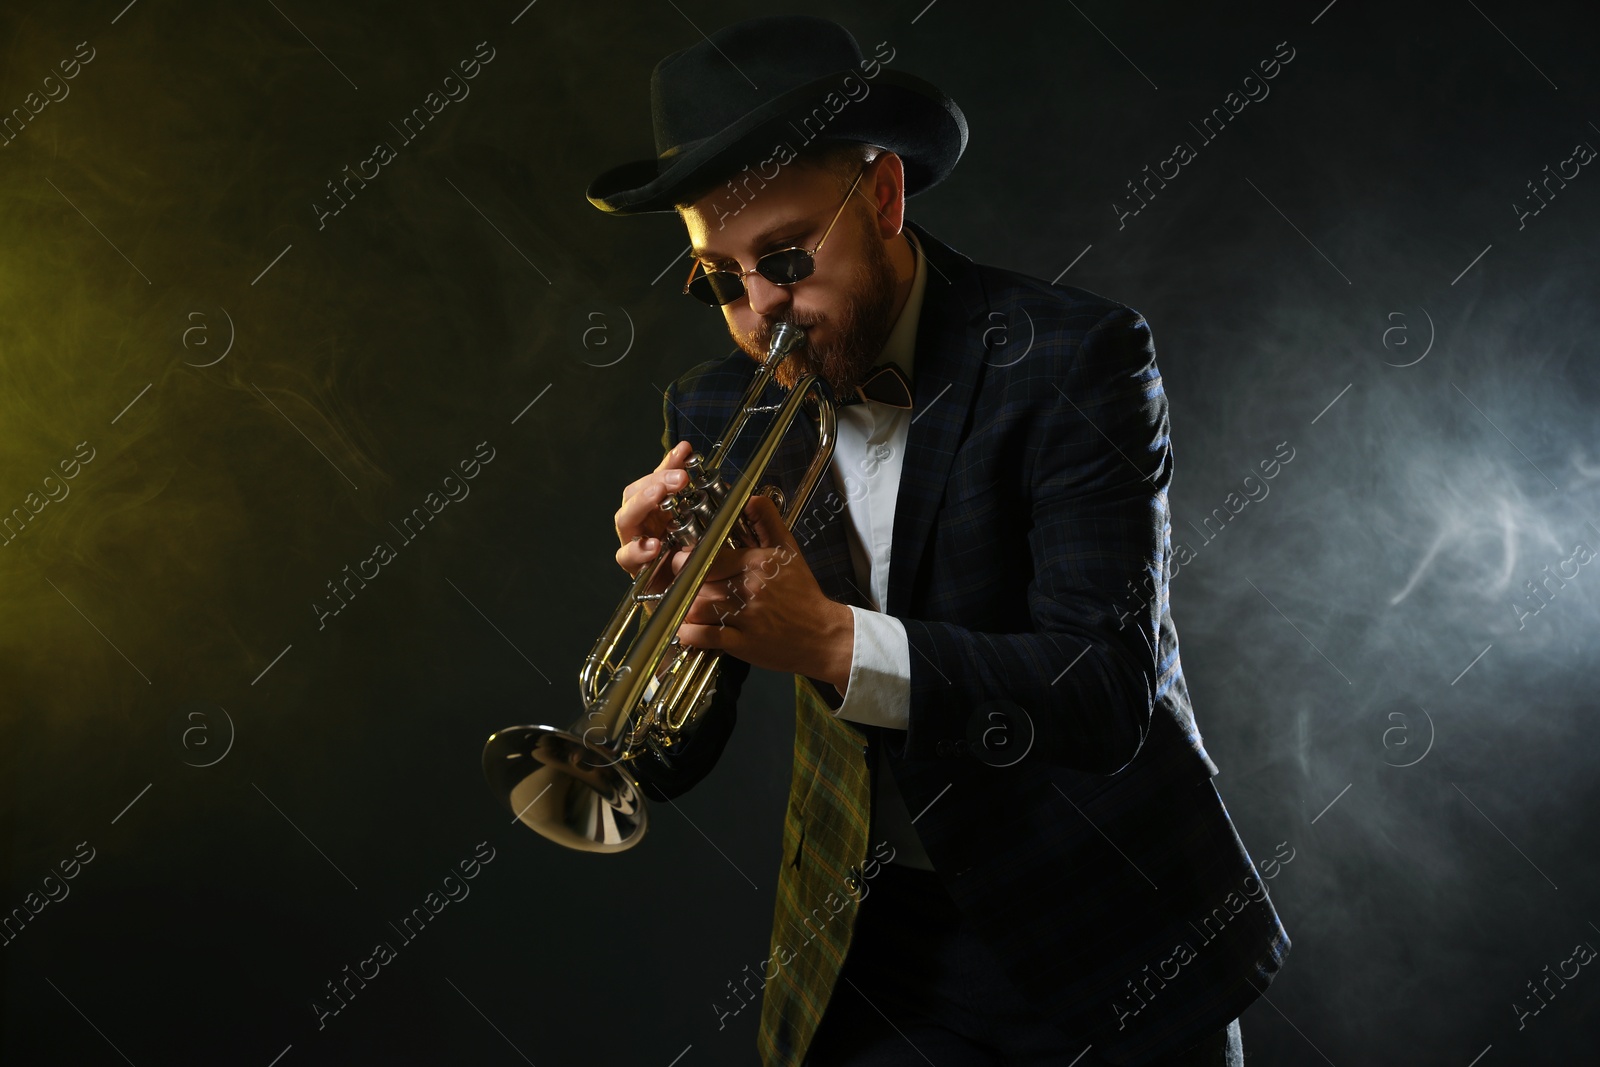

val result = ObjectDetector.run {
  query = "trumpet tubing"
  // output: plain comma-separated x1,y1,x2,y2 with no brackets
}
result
482,320,837,852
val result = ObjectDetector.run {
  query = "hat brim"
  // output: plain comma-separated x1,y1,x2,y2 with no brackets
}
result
586,69,967,215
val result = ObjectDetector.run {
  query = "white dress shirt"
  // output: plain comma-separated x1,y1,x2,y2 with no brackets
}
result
825,226,933,870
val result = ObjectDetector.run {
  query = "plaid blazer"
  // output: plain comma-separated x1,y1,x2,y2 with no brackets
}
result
634,219,1291,1066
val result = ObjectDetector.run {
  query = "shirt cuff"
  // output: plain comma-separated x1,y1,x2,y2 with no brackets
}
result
831,605,911,730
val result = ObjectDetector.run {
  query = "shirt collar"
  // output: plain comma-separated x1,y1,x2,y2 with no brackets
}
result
876,225,926,385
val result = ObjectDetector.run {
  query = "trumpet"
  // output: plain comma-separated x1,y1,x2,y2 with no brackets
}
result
482,319,837,852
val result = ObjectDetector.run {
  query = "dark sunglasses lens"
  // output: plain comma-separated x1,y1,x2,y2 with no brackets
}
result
757,249,815,285
689,271,745,306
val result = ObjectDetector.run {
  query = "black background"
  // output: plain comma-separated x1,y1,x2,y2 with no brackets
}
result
1,1,1597,1064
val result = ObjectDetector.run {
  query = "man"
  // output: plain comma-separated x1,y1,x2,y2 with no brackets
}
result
594,14,1290,1067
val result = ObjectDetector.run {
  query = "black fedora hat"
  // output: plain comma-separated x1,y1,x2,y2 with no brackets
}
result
586,14,967,215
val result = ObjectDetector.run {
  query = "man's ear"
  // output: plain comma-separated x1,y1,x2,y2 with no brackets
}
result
867,152,906,238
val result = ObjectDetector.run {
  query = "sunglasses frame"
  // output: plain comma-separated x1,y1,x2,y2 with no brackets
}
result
682,164,868,307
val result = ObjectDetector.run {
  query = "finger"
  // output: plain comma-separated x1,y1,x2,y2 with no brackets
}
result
744,493,794,551
624,439,689,492
617,441,693,529
615,478,674,537
670,543,762,582
654,439,692,474
614,471,688,545
623,440,691,499
681,583,743,626
676,620,736,652
615,535,664,575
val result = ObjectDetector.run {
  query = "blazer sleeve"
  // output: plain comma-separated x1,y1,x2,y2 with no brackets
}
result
895,306,1170,776
627,379,751,802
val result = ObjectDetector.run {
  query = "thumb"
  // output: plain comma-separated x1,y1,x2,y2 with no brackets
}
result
744,492,793,551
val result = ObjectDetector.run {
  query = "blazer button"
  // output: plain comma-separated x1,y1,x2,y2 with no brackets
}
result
936,740,951,757
845,864,864,894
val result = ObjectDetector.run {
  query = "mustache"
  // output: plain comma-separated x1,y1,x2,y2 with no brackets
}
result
753,315,820,351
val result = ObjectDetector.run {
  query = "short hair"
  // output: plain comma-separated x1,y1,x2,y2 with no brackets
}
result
673,139,884,212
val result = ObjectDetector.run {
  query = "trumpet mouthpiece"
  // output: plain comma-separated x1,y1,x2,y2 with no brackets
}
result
767,319,806,361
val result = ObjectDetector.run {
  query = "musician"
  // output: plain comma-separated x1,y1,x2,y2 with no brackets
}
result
593,14,1291,1067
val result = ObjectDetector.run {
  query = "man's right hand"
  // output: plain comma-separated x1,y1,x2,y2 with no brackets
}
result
614,439,695,600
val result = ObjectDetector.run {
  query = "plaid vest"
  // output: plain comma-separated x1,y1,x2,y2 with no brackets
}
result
755,675,874,1066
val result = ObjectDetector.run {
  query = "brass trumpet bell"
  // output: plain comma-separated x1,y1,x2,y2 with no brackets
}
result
483,724,645,853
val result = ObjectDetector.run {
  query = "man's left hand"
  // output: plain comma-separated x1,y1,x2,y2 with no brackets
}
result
668,494,854,693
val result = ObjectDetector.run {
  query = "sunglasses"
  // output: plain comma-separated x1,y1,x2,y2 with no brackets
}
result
682,165,867,307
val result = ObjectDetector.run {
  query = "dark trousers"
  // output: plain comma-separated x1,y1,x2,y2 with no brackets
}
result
803,862,1242,1067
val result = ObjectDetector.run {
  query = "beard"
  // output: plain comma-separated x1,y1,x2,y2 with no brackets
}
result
740,218,900,398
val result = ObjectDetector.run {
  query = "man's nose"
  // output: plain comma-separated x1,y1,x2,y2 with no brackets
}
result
743,272,792,318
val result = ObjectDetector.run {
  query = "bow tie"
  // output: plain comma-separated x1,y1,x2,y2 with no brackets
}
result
835,361,913,409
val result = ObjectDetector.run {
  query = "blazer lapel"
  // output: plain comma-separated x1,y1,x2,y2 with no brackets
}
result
885,220,991,618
